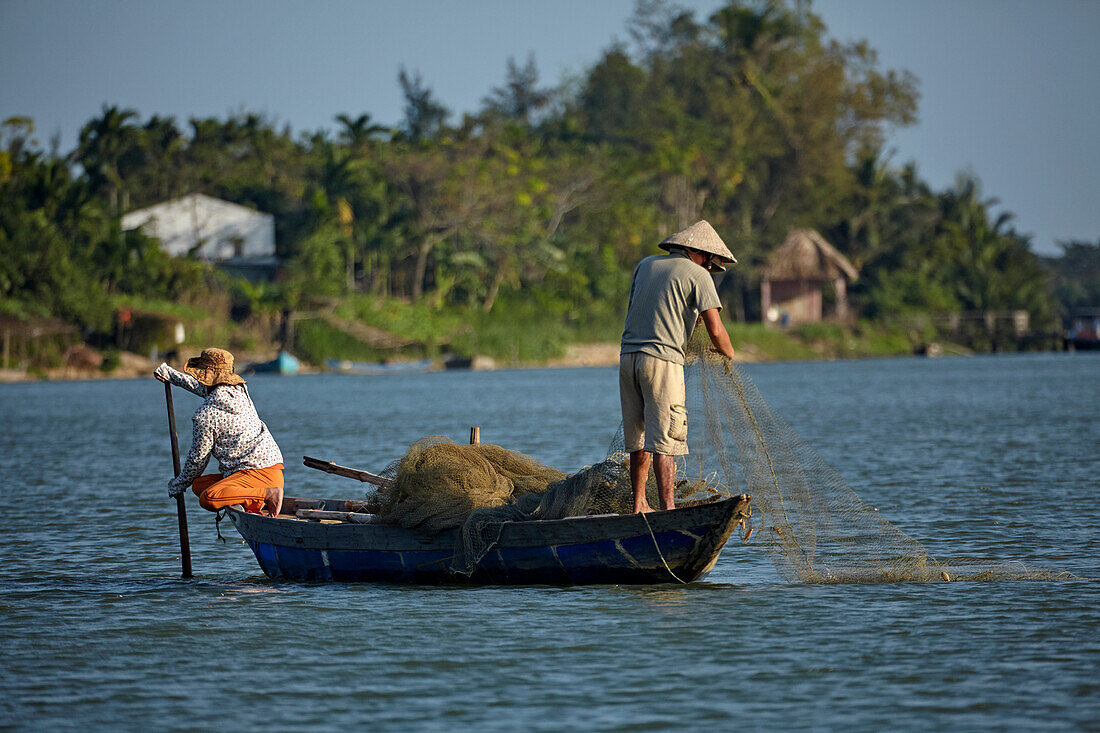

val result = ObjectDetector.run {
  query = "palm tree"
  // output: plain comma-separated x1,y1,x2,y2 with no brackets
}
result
936,176,1053,324
140,115,183,202
74,105,139,214
335,113,387,151
481,54,551,125
397,67,449,142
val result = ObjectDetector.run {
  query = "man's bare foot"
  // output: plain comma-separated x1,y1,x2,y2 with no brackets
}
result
264,485,284,517
634,503,655,514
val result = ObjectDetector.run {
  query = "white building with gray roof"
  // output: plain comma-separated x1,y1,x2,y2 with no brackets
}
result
121,193,276,277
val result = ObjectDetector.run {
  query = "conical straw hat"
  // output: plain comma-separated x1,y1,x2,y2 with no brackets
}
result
658,220,737,271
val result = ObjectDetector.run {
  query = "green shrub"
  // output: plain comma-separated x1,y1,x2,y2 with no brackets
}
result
100,349,121,373
294,319,427,365
727,323,820,361
793,322,846,342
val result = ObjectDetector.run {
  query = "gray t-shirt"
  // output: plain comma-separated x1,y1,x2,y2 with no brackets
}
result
620,251,723,364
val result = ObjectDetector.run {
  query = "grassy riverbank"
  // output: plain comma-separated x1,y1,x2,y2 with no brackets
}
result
0,292,930,382
289,295,922,366
293,295,627,365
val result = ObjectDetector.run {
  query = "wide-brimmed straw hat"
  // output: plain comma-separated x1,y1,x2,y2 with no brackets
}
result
184,347,246,387
658,220,738,272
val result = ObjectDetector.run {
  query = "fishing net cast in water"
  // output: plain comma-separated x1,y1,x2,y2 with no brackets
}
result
677,334,1077,583
371,334,1077,583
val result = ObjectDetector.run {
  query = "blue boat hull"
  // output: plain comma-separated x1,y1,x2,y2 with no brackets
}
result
228,495,748,585
248,351,300,375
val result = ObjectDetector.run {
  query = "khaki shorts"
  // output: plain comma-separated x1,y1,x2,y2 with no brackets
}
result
619,353,688,456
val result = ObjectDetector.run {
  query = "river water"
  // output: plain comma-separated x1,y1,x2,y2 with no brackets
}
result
1,354,1097,730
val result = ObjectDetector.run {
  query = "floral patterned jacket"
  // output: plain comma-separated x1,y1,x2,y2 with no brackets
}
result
161,365,283,493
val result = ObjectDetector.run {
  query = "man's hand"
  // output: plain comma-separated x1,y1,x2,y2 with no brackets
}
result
709,348,733,375
701,309,736,361
168,481,186,499
154,362,172,383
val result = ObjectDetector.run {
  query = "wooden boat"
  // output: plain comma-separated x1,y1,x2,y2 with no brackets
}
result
1065,308,1100,351
227,493,751,585
245,351,300,375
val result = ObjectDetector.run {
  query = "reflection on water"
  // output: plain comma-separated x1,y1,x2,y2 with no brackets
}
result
0,353,1097,730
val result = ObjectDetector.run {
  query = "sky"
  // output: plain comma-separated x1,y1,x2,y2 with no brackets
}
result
1,0,1097,255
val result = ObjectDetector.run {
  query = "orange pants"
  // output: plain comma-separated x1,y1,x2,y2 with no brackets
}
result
191,464,284,513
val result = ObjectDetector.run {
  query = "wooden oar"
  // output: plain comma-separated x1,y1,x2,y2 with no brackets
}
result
302,455,394,489
164,381,193,578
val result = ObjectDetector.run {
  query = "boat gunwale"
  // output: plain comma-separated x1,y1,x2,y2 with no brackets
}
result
232,493,744,535
228,494,748,552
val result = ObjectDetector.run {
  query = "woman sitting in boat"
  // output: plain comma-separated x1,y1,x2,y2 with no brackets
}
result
154,348,284,517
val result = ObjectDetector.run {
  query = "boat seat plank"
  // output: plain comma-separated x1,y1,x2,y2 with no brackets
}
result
296,509,378,524
286,498,378,514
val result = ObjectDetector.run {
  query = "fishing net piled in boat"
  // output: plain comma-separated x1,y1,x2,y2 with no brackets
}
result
375,437,718,574
375,437,566,534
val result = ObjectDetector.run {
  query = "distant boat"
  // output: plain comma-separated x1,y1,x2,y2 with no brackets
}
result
326,358,433,375
247,351,300,375
1065,308,1100,351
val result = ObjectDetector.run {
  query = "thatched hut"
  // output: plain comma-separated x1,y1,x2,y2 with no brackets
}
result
761,229,859,326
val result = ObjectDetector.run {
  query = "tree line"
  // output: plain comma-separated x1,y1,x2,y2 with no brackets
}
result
1,0,1092,346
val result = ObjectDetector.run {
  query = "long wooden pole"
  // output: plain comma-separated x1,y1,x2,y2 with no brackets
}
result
164,381,193,578
302,456,395,489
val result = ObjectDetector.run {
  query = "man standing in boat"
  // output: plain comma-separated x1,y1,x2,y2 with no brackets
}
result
154,348,285,517
620,220,737,513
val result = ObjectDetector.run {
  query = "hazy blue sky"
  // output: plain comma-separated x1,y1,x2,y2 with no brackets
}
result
1,0,1096,254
